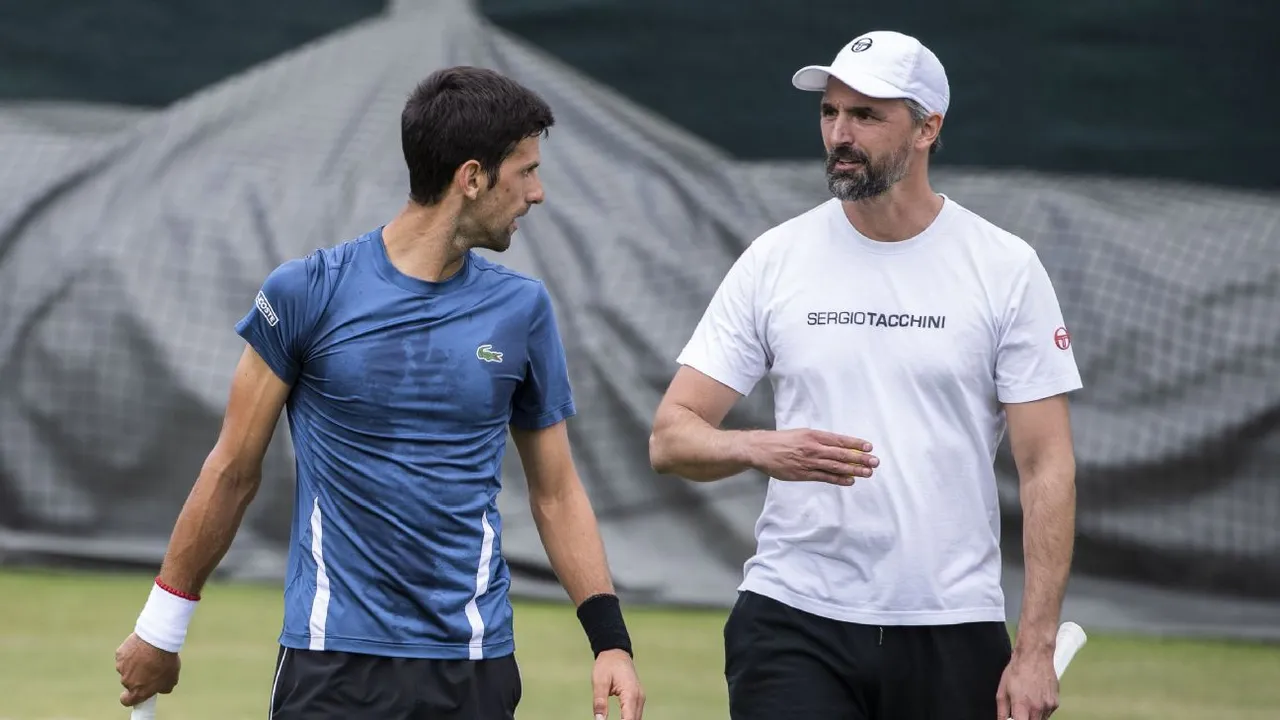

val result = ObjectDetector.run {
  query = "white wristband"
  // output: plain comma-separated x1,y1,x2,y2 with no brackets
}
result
134,581,199,653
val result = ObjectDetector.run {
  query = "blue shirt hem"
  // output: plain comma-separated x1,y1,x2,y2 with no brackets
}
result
235,320,298,385
279,632,516,660
510,399,576,431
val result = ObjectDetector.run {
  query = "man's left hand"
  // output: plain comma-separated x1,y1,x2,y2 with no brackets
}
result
591,648,645,720
996,648,1059,720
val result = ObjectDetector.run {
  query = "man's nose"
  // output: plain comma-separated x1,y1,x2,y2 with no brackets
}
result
827,116,857,147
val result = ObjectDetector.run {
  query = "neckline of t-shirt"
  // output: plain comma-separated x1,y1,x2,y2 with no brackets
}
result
832,193,954,255
370,225,474,296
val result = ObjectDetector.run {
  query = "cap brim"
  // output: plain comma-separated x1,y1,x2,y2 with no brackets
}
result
791,65,910,100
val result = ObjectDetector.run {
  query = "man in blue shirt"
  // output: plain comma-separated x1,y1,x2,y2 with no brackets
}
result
114,66,645,720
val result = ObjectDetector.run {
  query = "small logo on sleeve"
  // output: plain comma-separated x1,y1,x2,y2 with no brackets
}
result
1054,326,1071,350
255,291,279,327
476,344,504,363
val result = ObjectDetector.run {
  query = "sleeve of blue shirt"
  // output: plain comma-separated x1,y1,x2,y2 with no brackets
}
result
510,283,577,430
234,255,324,386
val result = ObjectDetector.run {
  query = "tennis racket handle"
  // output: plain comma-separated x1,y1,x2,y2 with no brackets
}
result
130,696,157,719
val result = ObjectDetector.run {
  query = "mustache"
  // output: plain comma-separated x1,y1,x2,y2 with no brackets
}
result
826,145,869,168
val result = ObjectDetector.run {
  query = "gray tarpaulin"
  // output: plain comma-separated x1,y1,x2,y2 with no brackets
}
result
2,0,1278,640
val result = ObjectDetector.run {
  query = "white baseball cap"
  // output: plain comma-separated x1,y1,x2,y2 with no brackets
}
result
792,31,950,117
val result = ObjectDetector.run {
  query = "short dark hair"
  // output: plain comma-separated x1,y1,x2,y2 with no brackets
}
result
400,66,555,205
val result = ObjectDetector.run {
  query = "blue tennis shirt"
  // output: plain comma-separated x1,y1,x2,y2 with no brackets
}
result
234,227,575,660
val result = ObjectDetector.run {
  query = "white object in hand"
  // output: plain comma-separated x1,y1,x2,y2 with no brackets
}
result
1007,621,1088,720
130,696,157,719
1052,621,1088,679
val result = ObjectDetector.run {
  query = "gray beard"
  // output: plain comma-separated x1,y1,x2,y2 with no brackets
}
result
826,144,911,202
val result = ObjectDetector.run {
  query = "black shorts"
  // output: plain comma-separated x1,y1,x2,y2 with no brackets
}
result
268,646,522,720
724,591,1012,720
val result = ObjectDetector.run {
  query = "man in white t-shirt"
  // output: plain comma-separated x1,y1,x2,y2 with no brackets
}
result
649,30,1082,720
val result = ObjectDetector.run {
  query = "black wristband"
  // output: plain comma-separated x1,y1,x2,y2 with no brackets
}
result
576,593,633,658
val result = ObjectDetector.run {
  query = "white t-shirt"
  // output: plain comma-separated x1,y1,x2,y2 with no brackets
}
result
676,195,1083,626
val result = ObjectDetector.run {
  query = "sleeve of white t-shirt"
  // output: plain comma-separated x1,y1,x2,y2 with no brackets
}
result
995,252,1084,404
675,245,770,397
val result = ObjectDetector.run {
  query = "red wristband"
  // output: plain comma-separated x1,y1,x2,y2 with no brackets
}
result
155,576,201,602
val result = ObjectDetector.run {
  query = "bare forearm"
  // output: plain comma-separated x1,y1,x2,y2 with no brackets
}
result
531,488,615,605
1016,466,1076,655
158,464,261,596
649,406,756,482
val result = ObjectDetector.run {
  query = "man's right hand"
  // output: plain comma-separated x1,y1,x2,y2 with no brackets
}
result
745,428,879,485
115,633,181,708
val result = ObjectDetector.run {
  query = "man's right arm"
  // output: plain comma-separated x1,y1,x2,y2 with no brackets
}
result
649,241,876,485
648,366,755,482
151,254,317,602
649,244,772,482
155,344,292,597
117,344,293,707
119,256,319,707
649,365,878,485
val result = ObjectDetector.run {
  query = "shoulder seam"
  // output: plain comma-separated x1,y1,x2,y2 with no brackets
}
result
301,251,343,353
947,201,1032,248
753,199,837,248
474,262,543,286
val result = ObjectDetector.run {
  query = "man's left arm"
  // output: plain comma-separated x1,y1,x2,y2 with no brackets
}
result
993,252,1083,720
1005,395,1076,657
511,415,645,720
509,283,644,720
510,420,624,614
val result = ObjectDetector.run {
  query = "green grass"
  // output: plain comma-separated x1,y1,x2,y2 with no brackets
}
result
1,569,1278,719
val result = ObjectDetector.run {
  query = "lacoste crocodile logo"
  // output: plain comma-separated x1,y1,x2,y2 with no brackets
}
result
476,344,504,363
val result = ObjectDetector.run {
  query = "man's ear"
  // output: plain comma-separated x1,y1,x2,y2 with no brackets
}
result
455,159,484,200
917,113,943,151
